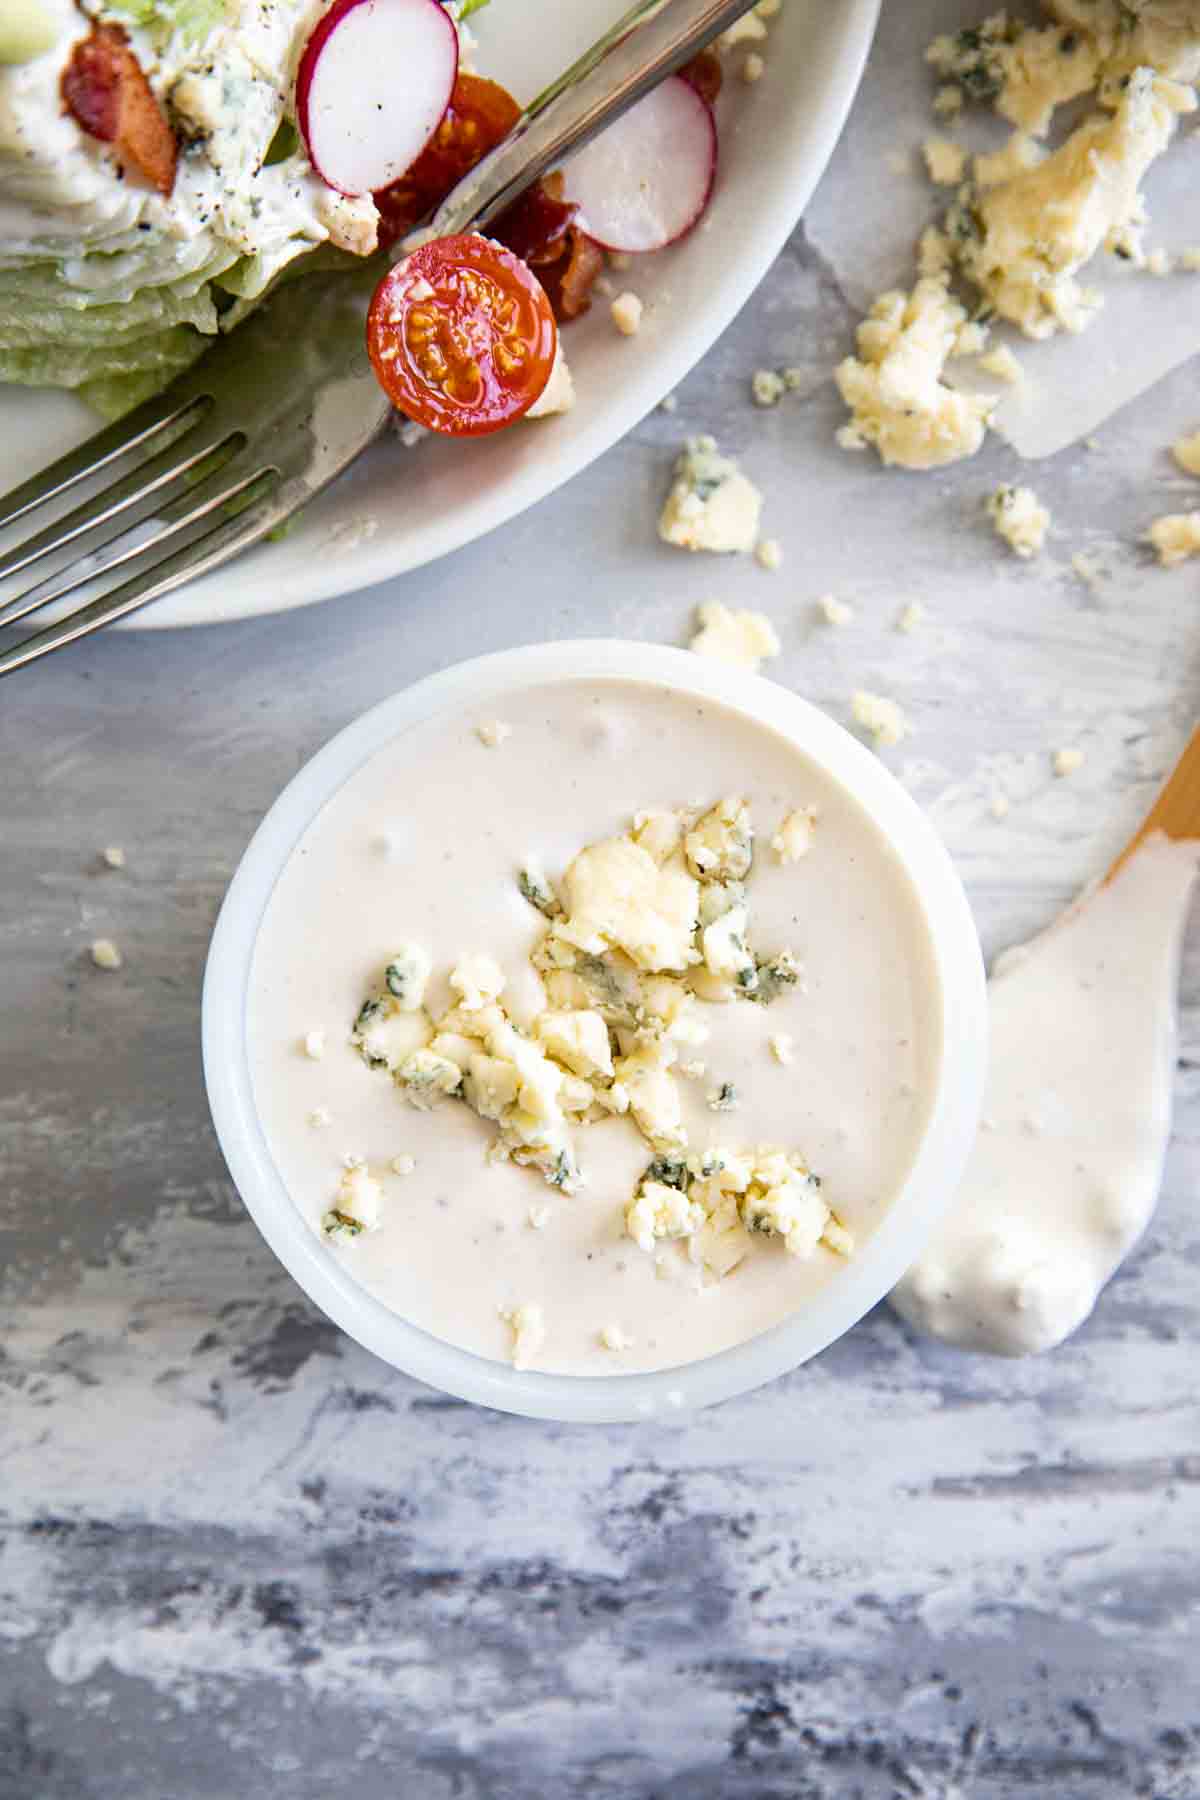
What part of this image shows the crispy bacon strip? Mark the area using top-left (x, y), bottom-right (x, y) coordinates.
top-left (539, 226), bottom-right (605, 322)
top-left (491, 171), bottom-right (605, 324)
top-left (491, 171), bottom-right (578, 269)
top-left (677, 48), bottom-right (723, 108)
top-left (62, 24), bottom-right (177, 197)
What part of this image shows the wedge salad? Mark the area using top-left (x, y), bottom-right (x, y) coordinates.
top-left (0, 0), bottom-right (757, 432)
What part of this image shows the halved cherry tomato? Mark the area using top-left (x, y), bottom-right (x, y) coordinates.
top-left (367, 234), bottom-right (557, 436)
top-left (374, 73), bottom-right (522, 246)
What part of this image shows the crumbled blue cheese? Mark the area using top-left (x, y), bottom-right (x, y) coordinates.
top-left (322, 1162), bottom-right (383, 1244)
top-left (385, 943), bottom-right (432, 1012)
top-left (500, 1301), bottom-right (546, 1370)
top-left (700, 904), bottom-right (758, 993)
top-left (987, 484), bottom-right (1051, 557)
top-left (896, 601), bottom-right (928, 634)
top-left (1148, 512), bottom-right (1200, 564)
top-left (771, 807), bottom-right (817, 863)
top-left (352, 990), bottom-right (433, 1074)
top-left (526, 345), bottom-right (575, 418)
top-left (946, 68), bottom-right (1185, 339)
top-left (1172, 432), bottom-right (1200, 476)
top-left (852, 691), bottom-right (912, 747)
top-left (475, 719), bottom-right (513, 749)
top-left (534, 1009), bottom-right (613, 1079)
top-left (923, 136), bottom-right (968, 185)
top-left (818, 594), bottom-right (854, 626)
top-left (626, 1178), bottom-right (707, 1253)
top-left (835, 279), bottom-right (995, 469)
top-left (740, 1159), bottom-right (830, 1258)
top-left (614, 1039), bottom-right (687, 1148)
top-left (632, 809), bottom-right (684, 864)
top-left (685, 796), bottom-right (754, 881)
top-left (973, 131), bottom-right (1044, 189)
top-left (926, 14), bottom-right (1102, 136)
top-left (689, 601), bottom-right (781, 671)
top-left (977, 343), bottom-right (1024, 383)
top-left (395, 1047), bottom-right (465, 1109)
top-left (551, 834), bottom-right (701, 974)
top-left (611, 292), bottom-right (643, 335)
top-left (348, 800), bottom-right (820, 1275)
top-left (752, 369), bottom-right (786, 407)
top-left (449, 953), bottom-right (506, 1012)
top-left (718, 11), bottom-right (766, 49)
top-left (659, 438), bottom-right (764, 554)
top-left (626, 1143), bottom-right (846, 1272)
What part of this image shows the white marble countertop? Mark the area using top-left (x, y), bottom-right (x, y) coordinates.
top-left (3, 8), bottom-right (1200, 1794)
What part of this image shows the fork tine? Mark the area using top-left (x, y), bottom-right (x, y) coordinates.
top-left (0, 393), bottom-right (213, 535)
top-left (0, 462), bottom-right (274, 634)
top-left (0, 425), bottom-right (242, 585)
top-left (0, 468), bottom-right (285, 680)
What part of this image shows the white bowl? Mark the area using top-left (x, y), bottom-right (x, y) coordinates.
top-left (203, 642), bottom-right (986, 1421)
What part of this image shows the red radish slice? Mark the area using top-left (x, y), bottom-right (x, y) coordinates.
top-left (558, 75), bottom-right (716, 254)
top-left (297, 0), bottom-right (458, 198)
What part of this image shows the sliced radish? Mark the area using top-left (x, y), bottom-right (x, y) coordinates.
top-left (558, 75), bottom-right (716, 254)
top-left (297, 0), bottom-right (458, 198)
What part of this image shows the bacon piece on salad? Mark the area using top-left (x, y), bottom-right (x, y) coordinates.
top-left (678, 47), bottom-right (723, 108)
top-left (492, 173), bottom-right (605, 322)
top-left (538, 224), bottom-right (605, 322)
top-left (491, 171), bottom-right (578, 268)
top-left (61, 23), bottom-right (178, 198)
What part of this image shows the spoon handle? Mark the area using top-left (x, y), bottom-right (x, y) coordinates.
top-left (1106, 723), bottom-right (1200, 883)
top-left (428, 0), bottom-right (756, 238)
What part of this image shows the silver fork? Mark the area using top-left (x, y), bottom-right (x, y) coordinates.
top-left (0, 0), bottom-right (755, 678)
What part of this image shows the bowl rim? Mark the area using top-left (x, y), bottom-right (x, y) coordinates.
top-left (202, 639), bottom-right (987, 1422)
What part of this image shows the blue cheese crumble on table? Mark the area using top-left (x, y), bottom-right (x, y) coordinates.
top-left (852, 691), bottom-right (912, 748)
top-left (987, 484), bottom-right (1051, 557)
top-left (1171, 432), bottom-right (1200, 477)
top-left (1148, 512), bottom-right (1200, 564)
top-left (659, 437), bottom-right (764, 554)
top-left (688, 602), bottom-right (781, 672)
top-left (835, 278), bottom-right (996, 470)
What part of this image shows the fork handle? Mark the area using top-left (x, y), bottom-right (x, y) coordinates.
top-left (427, 0), bottom-right (758, 238)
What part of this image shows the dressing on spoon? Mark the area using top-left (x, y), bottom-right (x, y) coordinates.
top-left (893, 728), bottom-right (1200, 1355)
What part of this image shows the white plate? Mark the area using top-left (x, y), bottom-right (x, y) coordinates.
top-left (0, 0), bottom-right (879, 629)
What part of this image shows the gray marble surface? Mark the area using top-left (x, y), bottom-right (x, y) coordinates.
top-left (4, 10), bottom-right (1200, 1796)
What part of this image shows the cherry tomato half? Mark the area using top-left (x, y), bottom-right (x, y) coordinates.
top-left (367, 233), bottom-right (557, 436)
top-left (374, 73), bottom-right (522, 246)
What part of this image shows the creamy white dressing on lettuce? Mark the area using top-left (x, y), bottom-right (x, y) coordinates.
top-left (0, 0), bottom-right (380, 412)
